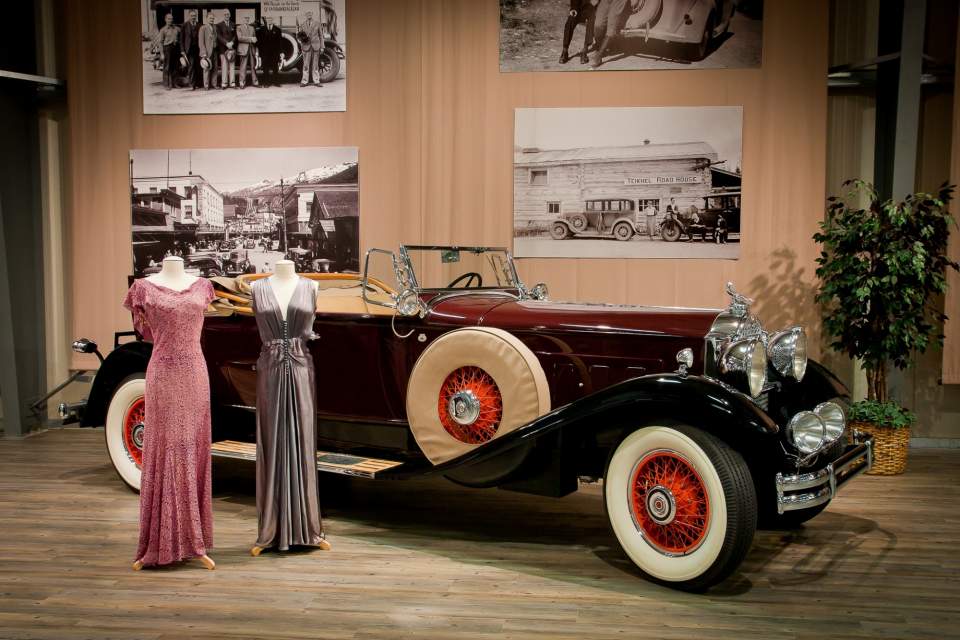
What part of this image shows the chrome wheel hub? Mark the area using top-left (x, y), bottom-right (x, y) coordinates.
top-left (447, 390), bottom-right (481, 426)
top-left (132, 424), bottom-right (145, 449)
top-left (645, 485), bottom-right (676, 525)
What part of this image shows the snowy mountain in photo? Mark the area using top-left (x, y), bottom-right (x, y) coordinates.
top-left (226, 162), bottom-right (356, 197)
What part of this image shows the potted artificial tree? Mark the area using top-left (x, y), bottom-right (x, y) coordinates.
top-left (814, 179), bottom-right (958, 474)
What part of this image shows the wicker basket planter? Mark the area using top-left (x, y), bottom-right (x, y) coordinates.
top-left (850, 420), bottom-right (910, 475)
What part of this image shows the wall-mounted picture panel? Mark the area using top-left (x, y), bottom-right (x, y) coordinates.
top-left (140, 0), bottom-right (346, 114)
top-left (513, 106), bottom-right (743, 259)
top-left (500, 0), bottom-right (762, 72)
top-left (129, 147), bottom-right (359, 277)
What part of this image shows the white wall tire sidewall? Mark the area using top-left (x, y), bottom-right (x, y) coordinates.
top-left (105, 377), bottom-right (145, 492)
top-left (605, 426), bottom-right (727, 583)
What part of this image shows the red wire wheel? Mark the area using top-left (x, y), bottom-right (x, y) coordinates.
top-left (437, 366), bottom-right (503, 444)
top-left (123, 397), bottom-right (145, 468)
top-left (630, 450), bottom-right (710, 555)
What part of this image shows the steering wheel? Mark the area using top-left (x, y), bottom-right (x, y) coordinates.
top-left (447, 272), bottom-right (483, 289)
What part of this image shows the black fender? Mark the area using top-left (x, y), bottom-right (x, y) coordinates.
top-left (80, 341), bottom-right (152, 427)
top-left (391, 374), bottom-right (781, 494)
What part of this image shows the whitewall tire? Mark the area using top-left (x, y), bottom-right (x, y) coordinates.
top-left (604, 424), bottom-right (756, 590)
top-left (104, 374), bottom-right (146, 492)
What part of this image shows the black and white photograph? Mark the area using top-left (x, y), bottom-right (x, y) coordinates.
top-left (513, 106), bottom-right (742, 259)
top-left (140, 0), bottom-right (346, 114)
top-left (130, 147), bottom-right (359, 277)
top-left (500, 0), bottom-right (762, 72)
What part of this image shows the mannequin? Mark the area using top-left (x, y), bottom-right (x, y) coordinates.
top-left (267, 259), bottom-right (318, 317)
top-left (124, 256), bottom-right (216, 571)
top-left (250, 259), bottom-right (329, 557)
top-left (146, 256), bottom-right (199, 291)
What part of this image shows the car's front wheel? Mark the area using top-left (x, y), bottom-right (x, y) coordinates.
top-left (604, 424), bottom-right (756, 590)
top-left (104, 374), bottom-right (146, 492)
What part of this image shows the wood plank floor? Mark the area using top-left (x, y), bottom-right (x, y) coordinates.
top-left (1, 428), bottom-right (958, 639)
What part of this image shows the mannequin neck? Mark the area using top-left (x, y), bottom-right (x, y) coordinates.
top-left (159, 257), bottom-right (186, 278)
top-left (272, 260), bottom-right (297, 281)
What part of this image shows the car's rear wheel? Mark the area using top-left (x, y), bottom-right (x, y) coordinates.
top-left (105, 374), bottom-right (146, 492)
top-left (604, 425), bottom-right (756, 590)
top-left (660, 221), bottom-right (682, 242)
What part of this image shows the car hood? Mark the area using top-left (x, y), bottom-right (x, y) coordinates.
top-left (428, 295), bottom-right (720, 339)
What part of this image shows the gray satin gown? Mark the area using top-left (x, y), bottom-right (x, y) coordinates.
top-left (251, 277), bottom-right (324, 550)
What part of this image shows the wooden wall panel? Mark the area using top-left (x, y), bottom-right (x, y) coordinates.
top-left (944, 11), bottom-right (960, 385)
top-left (65, 0), bottom-right (830, 370)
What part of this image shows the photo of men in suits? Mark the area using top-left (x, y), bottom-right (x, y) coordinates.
top-left (216, 9), bottom-right (237, 89)
top-left (198, 11), bottom-right (218, 90)
top-left (236, 15), bottom-right (259, 88)
top-left (140, 1), bottom-right (347, 114)
top-left (180, 10), bottom-right (201, 90)
top-left (298, 10), bottom-right (324, 87)
top-left (256, 16), bottom-right (284, 88)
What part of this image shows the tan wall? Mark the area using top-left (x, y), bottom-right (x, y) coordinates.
top-left (64, 0), bottom-right (829, 372)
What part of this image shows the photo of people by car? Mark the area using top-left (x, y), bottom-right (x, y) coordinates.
top-left (140, 0), bottom-right (346, 114)
top-left (500, 0), bottom-right (763, 72)
top-left (130, 147), bottom-right (359, 278)
top-left (513, 106), bottom-right (743, 259)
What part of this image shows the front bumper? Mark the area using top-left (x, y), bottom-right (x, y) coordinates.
top-left (774, 432), bottom-right (873, 514)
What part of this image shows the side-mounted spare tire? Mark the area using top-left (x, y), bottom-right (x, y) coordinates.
top-left (406, 327), bottom-right (551, 465)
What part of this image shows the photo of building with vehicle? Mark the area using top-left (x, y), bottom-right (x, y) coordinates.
top-left (512, 106), bottom-right (743, 259)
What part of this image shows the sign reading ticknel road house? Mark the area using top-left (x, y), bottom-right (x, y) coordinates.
top-left (513, 141), bottom-right (721, 227)
top-left (624, 175), bottom-right (702, 185)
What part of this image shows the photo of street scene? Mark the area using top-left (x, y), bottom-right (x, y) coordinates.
top-left (513, 106), bottom-right (742, 259)
top-left (130, 147), bottom-right (359, 278)
top-left (500, 0), bottom-right (762, 72)
top-left (141, 0), bottom-right (346, 114)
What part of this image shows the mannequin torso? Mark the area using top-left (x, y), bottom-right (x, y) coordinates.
top-left (268, 260), bottom-right (318, 320)
top-left (147, 257), bottom-right (199, 291)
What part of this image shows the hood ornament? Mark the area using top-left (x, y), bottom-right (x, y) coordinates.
top-left (725, 282), bottom-right (753, 317)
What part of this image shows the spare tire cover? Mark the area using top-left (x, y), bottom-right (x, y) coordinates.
top-left (406, 327), bottom-right (551, 465)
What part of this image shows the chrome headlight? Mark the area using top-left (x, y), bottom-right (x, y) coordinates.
top-left (814, 401), bottom-right (845, 443)
top-left (720, 338), bottom-right (767, 397)
top-left (396, 290), bottom-right (422, 317)
top-left (787, 411), bottom-right (825, 454)
top-left (767, 326), bottom-right (807, 381)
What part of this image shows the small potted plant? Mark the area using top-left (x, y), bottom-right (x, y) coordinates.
top-left (814, 180), bottom-right (957, 474)
top-left (846, 400), bottom-right (915, 475)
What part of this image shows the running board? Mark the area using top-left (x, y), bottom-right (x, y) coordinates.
top-left (210, 440), bottom-right (404, 479)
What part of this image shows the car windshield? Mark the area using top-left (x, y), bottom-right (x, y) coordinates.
top-left (400, 246), bottom-right (521, 291)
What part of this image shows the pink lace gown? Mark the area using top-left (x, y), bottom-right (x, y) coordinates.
top-left (122, 278), bottom-right (216, 566)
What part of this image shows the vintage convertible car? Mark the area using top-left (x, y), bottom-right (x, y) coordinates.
top-left (68, 245), bottom-right (872, 590)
